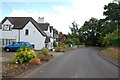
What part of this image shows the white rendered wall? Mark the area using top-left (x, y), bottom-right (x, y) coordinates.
top-left (44, 26), bottom-right (50, 37)
top-left (20, 21), bottom-right (46, 50)
top-left (2, 19), bottom-right (19, 41)
top-left (0, 29), bottom-right (2, 47)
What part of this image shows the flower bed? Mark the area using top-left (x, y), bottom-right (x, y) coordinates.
top-left (2, 54), bottom-right (54, 78)
top-left (2, 47), bottom-right (54, 78)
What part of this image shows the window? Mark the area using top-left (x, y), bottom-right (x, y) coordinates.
top-left (3, 24), bottom-right (11, 31)
top-left (25, 29), bottom-right (29, 35)
top-left (9, 39), bottom-right (11, 44)
top-left (6, 39), bottom-right (8, 45)
top-left (2, 39), bottom-right (4, 45)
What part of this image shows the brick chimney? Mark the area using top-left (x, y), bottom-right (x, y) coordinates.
top-left (37, 17), bottom-right (44, 23)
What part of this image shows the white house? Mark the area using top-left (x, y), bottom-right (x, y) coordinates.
top-left (0, 17), bottom-right (55, 50)
top-left (37, 17), bottom-right (54, 49)
top-left (0, 17), bottom-right (59, 50)
top-left (0, 23), bottom-right (2, 47)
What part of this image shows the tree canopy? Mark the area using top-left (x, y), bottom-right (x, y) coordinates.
top-left (67, 2), bottom-right (120, 47)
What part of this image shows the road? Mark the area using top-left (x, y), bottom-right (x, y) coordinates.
top-left (21, 47), bottom-right (118, 78)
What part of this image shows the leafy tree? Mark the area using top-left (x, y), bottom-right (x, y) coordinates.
top-left (65, 38), bottom-right (80, 45)
top-left (102, 21), bottom-right (117, 35)
top-left (79, 18), bottom-right (99, 46)
top-left (67, 2), bottom-right (120, 47)
top-left (103, 2), bottom-right (120, 30)
top-left (103, 2), bottom-right (119, 22)
top-left (102, 29), bottom-right (120, 46)
top-left (65, 38), bottom-right (74, 45)
top-left (69, 21), bottom-right (79, 38)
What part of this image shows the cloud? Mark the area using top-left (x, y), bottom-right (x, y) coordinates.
top-left (10, 10), bottom-right (49, 21)
top-left (9, 9), bottom-right (72, 33)
top-left (9, 0), bottom-right (113, 34)
top-left (2, 0), bottom-right (72, 2)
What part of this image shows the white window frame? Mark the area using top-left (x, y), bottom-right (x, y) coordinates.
top-left (25, 29), bottom-right (29, 36)
top-left (2, 24), bottom-right (12, 31)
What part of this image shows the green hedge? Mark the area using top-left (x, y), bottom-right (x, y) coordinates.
top-left (112, 37), bottom-right (120, 47)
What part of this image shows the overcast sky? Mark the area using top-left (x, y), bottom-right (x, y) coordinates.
top-left (0, 0), bottom-right (114, 34)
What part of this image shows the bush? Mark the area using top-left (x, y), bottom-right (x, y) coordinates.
top-left (12, 46), bottom-right (36, 64)
top-left (54, 43), bottom-right (69, 52)
top-left (37, 54), bottom-right (50, 61)
top-left (54, 47), bottom-right (62, 52)
top-left (53, 41), bottom-right (57, 47)
top-left (29, 58), bottom-right (41, 65)
top-left (38, 48), bottom-right (49, 55)
top-left (102, 29), bottom-right (120, 47)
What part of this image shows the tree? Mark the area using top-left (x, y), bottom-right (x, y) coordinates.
top-left (65, 38), bottom-right (80, 45)
top-left (78, 17), bottom-right (99, 46)
top-left (102, 29), bottom-right (120, 46)
top-left (103, 2), bottom-right (119, 22)
top-left (69, 21), bottom-right (79, 38)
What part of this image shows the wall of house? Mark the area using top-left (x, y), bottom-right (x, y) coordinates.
top-left (50, 38), bottom-right (53, 49)
top-left (44, 26), bottom-right (54, 49)
top-left (50, 28), bottom-right (53, 38)
top-left (0, 29), bottom-right (2, 47)
top-left (1, 19), bottom-right (19, 46)
top-left (44, 26), bottom-right (50, 37)
top-left (50, 29), bottom-right (53, 49)
top-left (20, 21), bottom-right (46, 50)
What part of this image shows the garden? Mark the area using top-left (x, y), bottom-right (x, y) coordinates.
top-left (53, 42), bottom-right (81, 52)
top-left (2, 46), bottom-right (53, 78)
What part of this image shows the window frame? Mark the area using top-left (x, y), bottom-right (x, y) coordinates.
top-left (25, 29), bottom-right (29, 36)
top-left (2, 24), bottom-right (12, 31)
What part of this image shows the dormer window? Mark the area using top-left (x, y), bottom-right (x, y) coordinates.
top-left (2, 24), bottom-right (12, 31)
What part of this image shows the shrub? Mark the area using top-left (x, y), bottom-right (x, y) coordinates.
top-left (112, 38), bottom-right (120, 47)
top-left (37, 54), bottom-right (49, 61)
top-left (17, 46), bottom-right (31, 52)
top-left (29, 58), bottom-right (41, 65)
top-left (53, 41), bottom-right (57, 47)
top-left (12, 46), bottom-right (36, 64)
top-left (102, 29), bottom-right (120, 47)
top-left (38, 48), bottom-right (49, 55)
top-left (54, 47), bottom-right (62, 52)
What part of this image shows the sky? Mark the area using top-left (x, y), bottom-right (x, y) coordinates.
top-left (0, 0), bottom-right (115, 34)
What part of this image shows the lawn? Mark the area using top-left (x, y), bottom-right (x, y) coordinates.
top-left (101, 47), bottom-right (120, 61)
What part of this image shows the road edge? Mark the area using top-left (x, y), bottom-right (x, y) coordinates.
top-left (97, 51), bottom-right (120, 68)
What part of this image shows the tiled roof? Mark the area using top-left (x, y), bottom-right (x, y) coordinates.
top-left (1, 17), bottom-right (46, 36)
top-left (38, 23), bottom-right (50, 31)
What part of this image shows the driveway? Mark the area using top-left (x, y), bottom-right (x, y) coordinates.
top-left (19, 47), bottom-right (118, 78)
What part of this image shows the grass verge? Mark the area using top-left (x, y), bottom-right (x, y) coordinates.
top-left (101, 47), bottom-right (120, 61)
top-left (0, 47), bottom-right (2, 51)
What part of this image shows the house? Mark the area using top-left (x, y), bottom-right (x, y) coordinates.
top-left (0, 17), bottom-right (56, 50)
top-left (58, 32), bottom-right (67, 43)
top-left (0, 23), bottom-right (2, 47)
top-left (53, 29), bottom-right (58, 42)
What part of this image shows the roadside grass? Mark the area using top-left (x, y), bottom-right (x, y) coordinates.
top-left (55, 47), bottom-right (81, 52)
top-left (0, 47), bottom-right (2, 51)
top-left (101, 47), bottom-right (120, 61)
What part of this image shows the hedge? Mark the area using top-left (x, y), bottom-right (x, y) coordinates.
top-left (112, 37), bottom-right (120, 47)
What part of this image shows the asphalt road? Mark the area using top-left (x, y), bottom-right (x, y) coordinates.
top-left (21, 47), bottom-right (118, 78)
